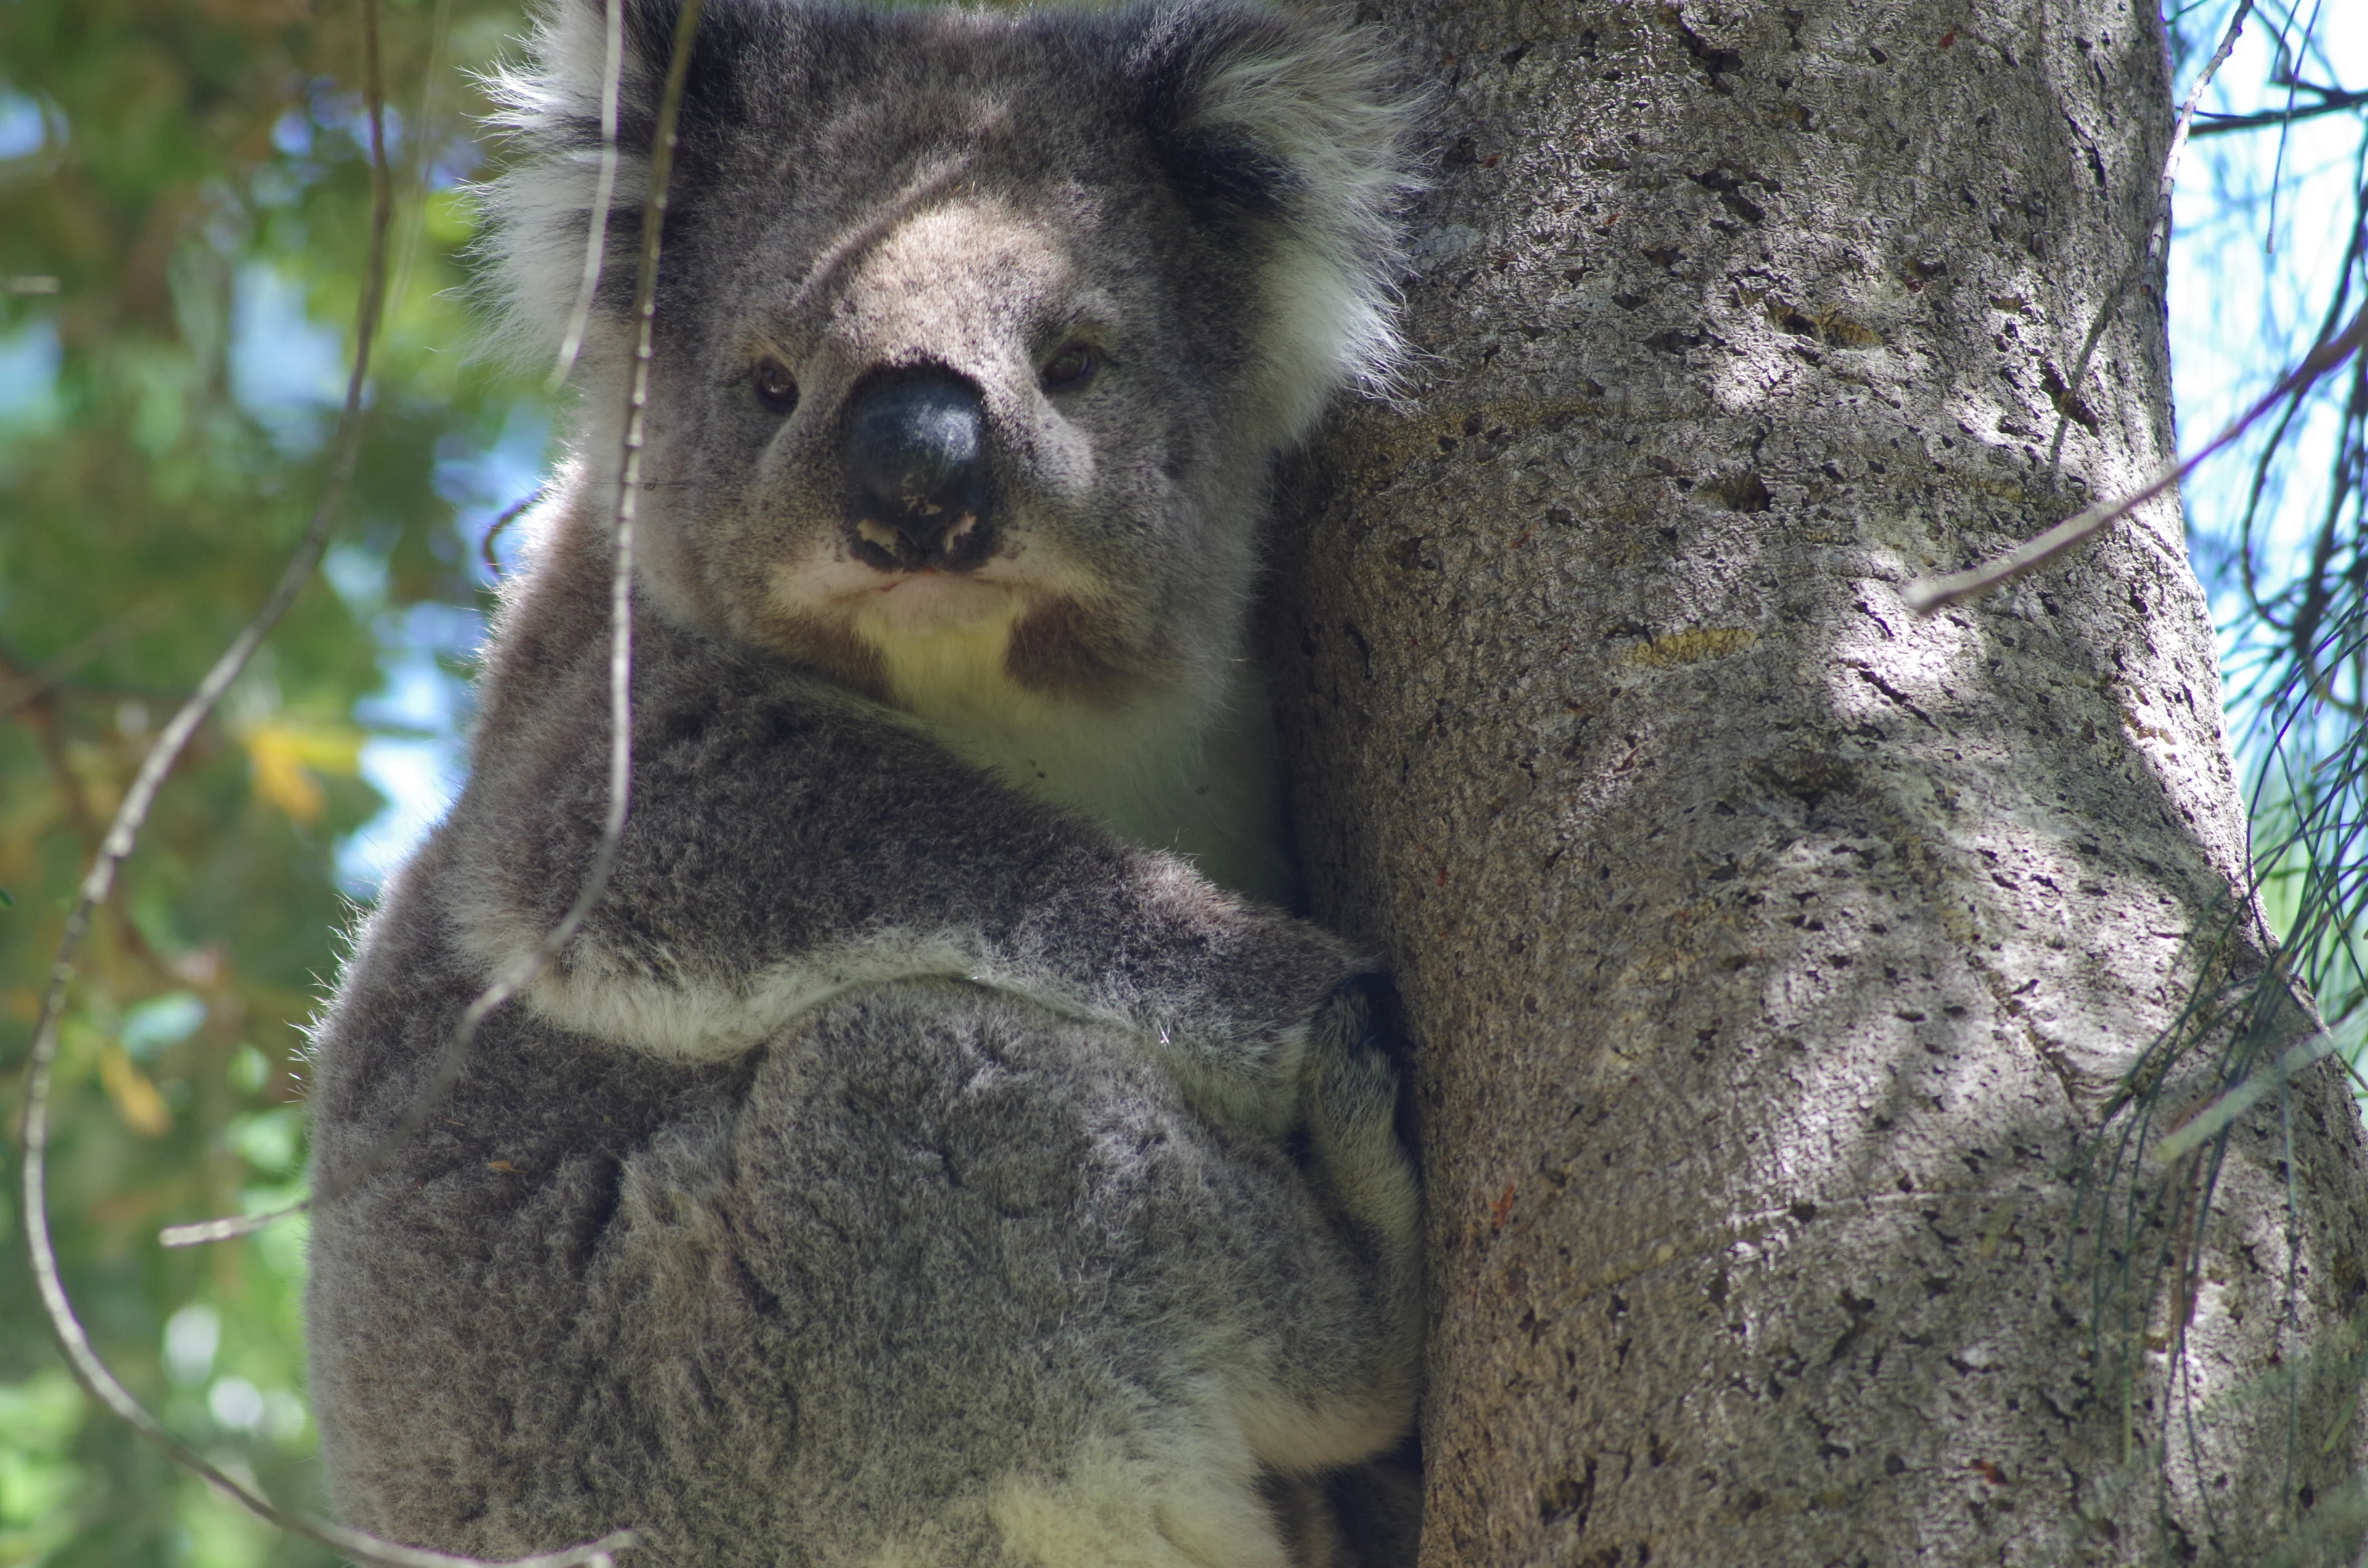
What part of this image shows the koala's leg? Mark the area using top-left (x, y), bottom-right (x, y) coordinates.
top-left (711, 980), bottom-right (1372, 1568)
top-left (956, 1008), bottom-right (1413, 1568)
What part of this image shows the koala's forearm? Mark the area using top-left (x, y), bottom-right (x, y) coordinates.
top-left (440, 605), bottom-right (1357, 1106)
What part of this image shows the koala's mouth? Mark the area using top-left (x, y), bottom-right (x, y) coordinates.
top-left (768, 544), bottom-right (1138, 705)
top-left (771, 551), bottom-right (1050, 639)
top-left (857, 565), bottom-right (1023, 634)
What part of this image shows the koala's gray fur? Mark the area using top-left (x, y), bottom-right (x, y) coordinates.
top-left (304, 2), bottom-right (1425, 1563)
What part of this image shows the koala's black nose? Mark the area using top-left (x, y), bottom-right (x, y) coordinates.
top-left (842, 370), bottom-right (997, 570)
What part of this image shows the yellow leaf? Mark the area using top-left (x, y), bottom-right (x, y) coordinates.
top-left (243, 723), bottom-right (363, 824)
top-left (286, 723), bottom-right (365, 769)
top-left (100, 1046), bottom-right (172, 1136)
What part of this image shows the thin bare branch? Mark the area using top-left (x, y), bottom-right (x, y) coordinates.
top-left (2045, 1), bottom-right (2253, 482)
top-left (163, 1), bottom-right (707, 1252)
top-left (478, 485), bottom-right (548, 581)
top-left (15, 12), bottom-right (633, 1565)
top-left (2192, 87), bottom-right (2368, 137)
top-left (1907, 303), bottom-right (2368, 614)
top-left (2231, 146), bottom-right (2364, 636)
top-left (2153, 1020), bottom-right (2351, 1165)
top-left (549, 0), bottom-right (626, 391)
top-left (382, 0), bottom-right (458, 338)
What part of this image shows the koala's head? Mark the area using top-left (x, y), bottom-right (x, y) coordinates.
top-left (483, 0), bottom-right (1420, 713)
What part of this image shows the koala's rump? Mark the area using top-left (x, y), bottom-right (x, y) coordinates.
top-left (308, 971), bottom-right (1325, 1566)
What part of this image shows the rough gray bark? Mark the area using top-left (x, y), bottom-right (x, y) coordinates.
top-left (1268, 1), bottom-right (2368, 1562)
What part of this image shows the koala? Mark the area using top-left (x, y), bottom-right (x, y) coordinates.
top-left (302, 2), bottom-right (1425, 1565)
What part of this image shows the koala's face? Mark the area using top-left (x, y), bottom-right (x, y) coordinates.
top-left (636, 45), bottom-right (1241, 705)
top-left (489, 0), bottom-right (1415, 709)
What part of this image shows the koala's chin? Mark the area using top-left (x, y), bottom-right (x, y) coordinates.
top-left (304, 1), bottom-right (1428, 1564)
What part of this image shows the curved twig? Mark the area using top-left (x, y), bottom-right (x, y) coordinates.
top-left (18, 4), bottom-right (691, 1562)
top-left (549, 0), bottom-right (626, 390)
top-left (476, 485), bottom-right (549, 583)
top-left (166, 0), bottom-right (709, 1255)
top-left (16, 16), bottom-right (617, 1564)
top-left (1907, 303), bottom-right (2366, 613)
top-left (2192, 86), bottom-right (2368, 138)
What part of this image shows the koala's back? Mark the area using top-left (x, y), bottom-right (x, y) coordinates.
top-left (310, 874), bottom-right (1382, 1566)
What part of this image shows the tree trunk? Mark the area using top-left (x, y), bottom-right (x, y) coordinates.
top-left (1268, 1), bottom-right (2368, 1562)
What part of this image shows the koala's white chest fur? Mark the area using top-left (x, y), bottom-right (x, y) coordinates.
top-left (858, 601), bottom-right (1294, 908)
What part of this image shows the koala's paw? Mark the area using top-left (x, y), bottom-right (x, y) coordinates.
top-left (1303, 975), bottom-right (1421, 1254)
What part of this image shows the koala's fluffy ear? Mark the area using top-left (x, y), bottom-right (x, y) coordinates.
top-left (473, 0), bottom-right (757, 369)
top-left (1125, 1), bottom-right (1426, 435)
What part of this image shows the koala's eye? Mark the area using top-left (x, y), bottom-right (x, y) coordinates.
top-left (1040, 342), bottom-right (1096, 392)
top-left (753, 358), bottom-right (800, 414)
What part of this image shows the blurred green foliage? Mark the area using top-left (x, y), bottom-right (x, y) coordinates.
top-left (0, 0), bottom-right (548, 1561)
